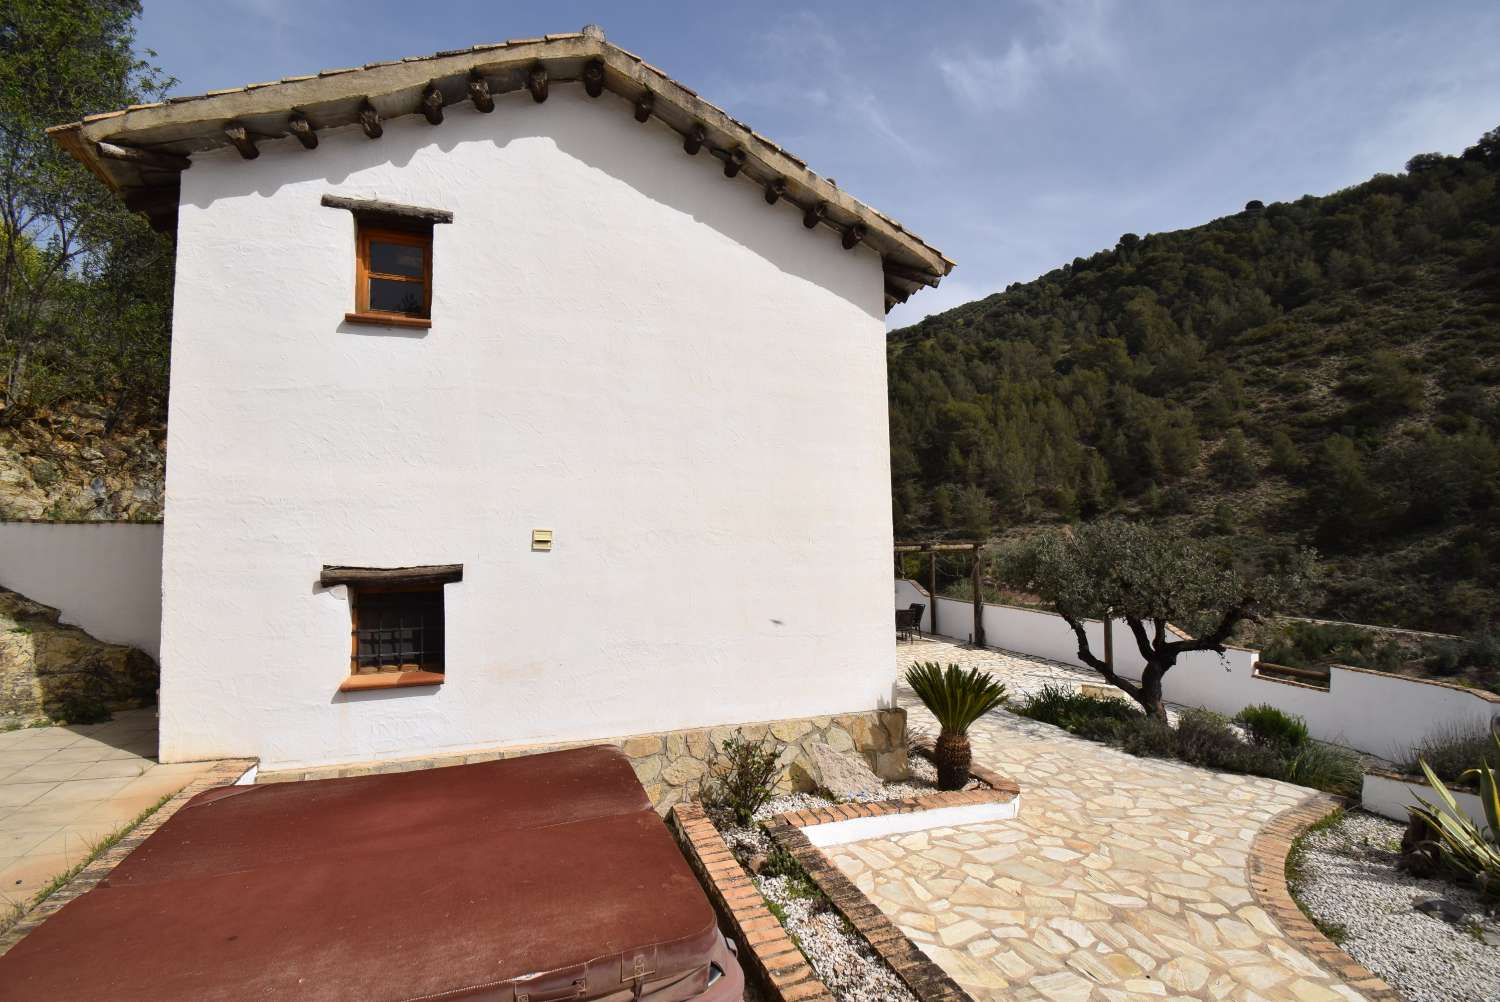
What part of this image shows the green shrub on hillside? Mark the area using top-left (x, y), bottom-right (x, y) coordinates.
top-left (1259, 622), bottom-right (1405, 672)
top-left (888, 123), bottom-right (1500, 634)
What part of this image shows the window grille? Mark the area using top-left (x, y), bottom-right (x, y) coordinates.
top-left (352, 588), bottom-right (445, 673)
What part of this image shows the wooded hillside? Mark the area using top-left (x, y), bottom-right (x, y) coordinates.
top-left (889, 126), bottom-right (1500, 634)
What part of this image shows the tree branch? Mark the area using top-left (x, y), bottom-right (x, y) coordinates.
top-left (1162, 603), bottom-right (1245, 656)
top-left (1063, 612), bottom-right (1145, 702)
top-left (1127, 617), bottom-right (1154, 663)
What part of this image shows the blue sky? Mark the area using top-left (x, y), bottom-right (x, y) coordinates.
top-left (136, 1), bottom-right (1500, 328)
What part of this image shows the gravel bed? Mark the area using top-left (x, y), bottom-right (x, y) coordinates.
top-left (1292, 809), bottom-right (1500, 1002)
top-left (711, 785), bottom-right (920, 1002)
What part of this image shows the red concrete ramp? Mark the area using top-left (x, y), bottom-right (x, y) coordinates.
top-left (0, 745), bottom-right (739, 1002)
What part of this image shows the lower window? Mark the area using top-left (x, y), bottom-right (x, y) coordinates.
top-left (350, 586), bottom-right (445, 675)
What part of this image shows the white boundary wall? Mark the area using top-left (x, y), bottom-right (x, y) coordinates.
top-left (802, 796), bottom-right (1022, 847)
top-left (897, 580), bottom-right (1500, 761)
top-left (1362, 772), bottom-right (1487, 830)
top-left (0, 521), bottom-right (163, 659)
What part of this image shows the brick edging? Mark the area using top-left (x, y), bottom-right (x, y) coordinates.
top-left (0, 757), bottom-right (256, 957)
top-left (670, 803), bottom-right (834, 1002)
top-left (1247, 793), bottom-right (1406, 1002)
top-left (765, 819), bottom-right (971, 1002)
top-left (771, 741), bottom-right (1019, 831)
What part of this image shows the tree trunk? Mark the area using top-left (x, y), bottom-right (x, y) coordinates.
top-left (933, 729), bottom-right (971, 790)
top-left (1134, 662), bottom-right (1170, 723)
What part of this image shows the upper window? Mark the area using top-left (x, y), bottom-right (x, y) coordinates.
top-left (350, 224), bottom-right (431, 326)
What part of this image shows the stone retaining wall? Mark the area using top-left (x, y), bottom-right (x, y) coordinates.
top-left (258, 707), bottom-right (909, 812)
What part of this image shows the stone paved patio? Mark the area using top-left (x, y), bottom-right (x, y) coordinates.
top-left (0, 708), bottom-right (214, 906)
top-left (823, 639), bottom-right (1364, 1001)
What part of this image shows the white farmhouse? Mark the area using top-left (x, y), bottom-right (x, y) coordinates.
top-left (50, 27), bottom-right (951, 794)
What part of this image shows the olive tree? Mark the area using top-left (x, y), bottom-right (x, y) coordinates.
top-left (1001, 520), bottom-right (1317, 721)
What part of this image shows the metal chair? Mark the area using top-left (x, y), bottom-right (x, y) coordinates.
top-left (907, 603), bottom-right (926, 639)
top-left (895, 607), bottom-right (920, 642)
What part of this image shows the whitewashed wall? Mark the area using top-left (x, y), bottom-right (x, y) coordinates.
top-left (896, 580), bottom-right (1500, 760)
top-left (1362, 772), bottom-right (1488, 830)
top-left (162, 87), bottom-right (893, 769)
top-left (0, 521), bottom-right (163, 659)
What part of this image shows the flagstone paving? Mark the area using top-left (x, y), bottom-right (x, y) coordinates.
top-left (0, 709), bottom-right (214, 907)
top-left (823, 640), bottom-right (1364, 1001)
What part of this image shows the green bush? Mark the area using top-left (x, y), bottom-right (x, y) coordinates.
top-left (1403, 721), bottom-right (1496, 785)
top-left (1012, 685), bottom-right (1141, 733)
top-left (1014, 687), bottom-right (1361, 796)
top-left (1284, 741), bottom-right (1363, 797)
top-left (1234, 704), bottom-right (1310, 750)
top-left (1073, 714), bottom-right (1130, 743)
top-left (1116, 716), bottom-right (1177, 758)
top-left (758, 845), bottom-right (802, 881)
top-left (700, 731), bottom-right (785, 826)
top-left (1173, 710), bottom-right (1286, 778)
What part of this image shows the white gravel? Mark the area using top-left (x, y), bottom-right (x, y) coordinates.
top-left (1292, 809), bottom-right (1500, 1002)
top-left (712, 785), bottom-right (920, 1002)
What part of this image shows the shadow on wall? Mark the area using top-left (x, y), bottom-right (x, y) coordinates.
top-left (180, 86), bottom-right (884, 323)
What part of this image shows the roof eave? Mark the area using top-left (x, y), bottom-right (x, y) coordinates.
top-left (48, 32), bottom-right (953, 306)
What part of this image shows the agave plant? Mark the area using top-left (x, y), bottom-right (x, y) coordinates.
top-left (904, 661), bottom-right (1007, 790)
top-left (1406, 725), bottom-right (1500, 896)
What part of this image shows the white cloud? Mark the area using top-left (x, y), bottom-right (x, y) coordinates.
top-left (704, 12), bottom-right (935, 166)
top-left (938, 0), bottom-right (1119, 110)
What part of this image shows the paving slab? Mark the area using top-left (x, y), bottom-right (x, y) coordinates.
top-left (825, 639), bottom-right (1367, 1001)
top-left (0, 709), bottom-right (214, 904)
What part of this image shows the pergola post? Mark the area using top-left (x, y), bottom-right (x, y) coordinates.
top-left (928, 551), bottom-right (938, 637)
top-left (971, 544), bottom-right (985, 648)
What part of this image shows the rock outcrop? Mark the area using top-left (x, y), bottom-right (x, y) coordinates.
top-left (0, 587), bottom-right (158, 724)
top-left (0, 404), bottom-right (164, 521)
top-left (804, 740), bottom-right (886, 800)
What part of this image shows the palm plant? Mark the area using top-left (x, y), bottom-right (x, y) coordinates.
top-left (904, 661), bottom-right (1007, 790)
top-left (1406, 725), bottom-right (1500, 896)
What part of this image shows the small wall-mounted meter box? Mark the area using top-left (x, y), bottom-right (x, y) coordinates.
top-left (531, 529), bottom-right (553, 552)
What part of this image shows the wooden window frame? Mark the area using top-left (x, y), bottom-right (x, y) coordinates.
top-left (339, 582), bottom-right (446, 692)
top-left (345, 224), bottom-right (433, 330)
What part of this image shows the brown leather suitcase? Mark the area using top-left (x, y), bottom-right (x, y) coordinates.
top-left (0, 746), bottom-right (745, 1001)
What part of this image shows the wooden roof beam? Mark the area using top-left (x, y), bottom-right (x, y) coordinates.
top-left (223, 122), bottom-right (259, 160)
top-left (467, 70), bottom-right (494, 113)
top-left (358, 99), bottom-right (382, 139)
top-left (96, 141), bottom-right (190, 172)
top-left (288, 111), bottom-right (318, 149)
top-left (421, 83), bottom-right (444, 125)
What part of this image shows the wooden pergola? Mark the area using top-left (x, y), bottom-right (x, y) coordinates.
top-left (894, 540), bottom-right (985, 648)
